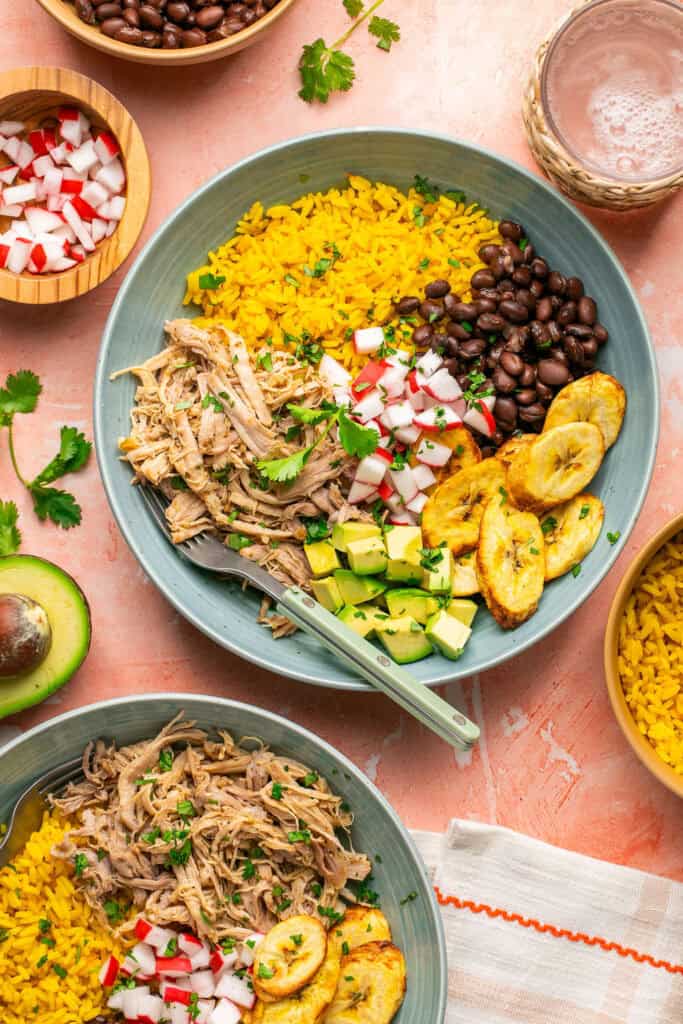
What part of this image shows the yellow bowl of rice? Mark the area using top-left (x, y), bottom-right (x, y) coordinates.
top-left (604, 513), bottom-right (683, 798)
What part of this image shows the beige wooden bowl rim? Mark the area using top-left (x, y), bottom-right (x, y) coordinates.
top-left (0, 66), bottom-right (150, 304)
top-left (604, 512), bottom-right (683, 799)
top-left (35, 0), bottom-right (299, 65)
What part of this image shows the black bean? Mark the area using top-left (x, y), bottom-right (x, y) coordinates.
top-left (459, 339), bottom-right (487, 359)
top-left (123, 6), bottom-right (140, 23)
top-left (181, 26), bottom-right (206, 42)
top-left (516, 388), bottom-right (537, 406)
top-left (446, 321), bottom-right (470, 341)
top-left (413, 324), bottom-right (433, 346)
top-left (446, 338), bottom-right (460, 358)
top-left (556, 301), bottom-right (577, 326)
top-left (582, 337), bottom-right (598, 359)
top-left (475, 287), bottom-right (500, 303)
top-left (166, 0), bottom-right (190, 19)
top-left (396, 296), bottom-right (420, 315)
top-left (565, 323), bottom-right (593, 339)
top-left (490, 254), bottom-right (511, 280)
top-left (536, 380), bottom-right (554, 403)
top-left (141, 27), bottom-right (162, 42)
top-left (443, 292), bottom-right (461, 316)
top-left (497, 299), bottom-right (528, 323)
top-left (500, 350), bottom-right (524, 377)
top-left (530, 257), bottom-right (549, 279)
top-left (547, 271), bottom-right (567, 295)
top-left (114, 22), bottom-right (143, 39)
top-left (593, 322), bottom-right (608, 344)
top-left (475, 297), bottom-right (498, 315)
top-left (471, 268), bottom-right (496, 290)
top-left (101, 14), bottom-right (126, 32)
top-left (521, 241), bottom-right (535, 263)
top-left (512, 265), bottom-right (532, 287)
top-left (477, 313), bottom-right (505, 333)
top-left (535, 296), bottom-right (553, 322)
top-left (96, 2), bottom-right (122, 18)
top-left (456, 373), bottom-right (471, 390)
top-left (502, 240), bottom-right (525, 265)
top-left (419, 299), bottom-right (444, 323)
top-left (75, 0), bottom-right (97, 22)
top-left (451, 302), bottom-right (478, 322)
top-left (537, 359), bottom-right (569, 387)
top-left (162, 22), bottom-right (182, 42)
top-left (515, 288), bottom-right (536, 312)
top-left (492, 366), bottom-right (517, 393)
top-left (499, 220), bottom-right (523, 241)
top-left (121, 0), bottom-right (139, 7)
top-left (519, 364), bottom-right (536, 387)
top-left (444, 357), bottom-right (459, 376)
top-left (430, 335), bottom-right (447, 354)
top-left (139, 2), bottom-right (163, 24)
top-left (577, 296), bottom-right (597, 325)
top-left (552, 347), bottom-right (571, 366)
top-left (494, 396), bottom-right (518, 426)
top-left (565, 276), bottom-right (584, 301)
top-left (425, 279), bottom-right (450, 299)
top-left (529, 278), bottom-right (545, 299)
top-left (478, 244), bottom-right (500, 264)
top-left (519, 402), bottom-right (546, 424)
top-left (195, 3), bottom-right (224, 26)
top-left (547, 320), bottom-right (562, 343)
top-left (529, 321), bottom-right (550, 347)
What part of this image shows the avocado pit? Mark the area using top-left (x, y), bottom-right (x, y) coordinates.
top-left (0, 593), bottom-right (52, 678)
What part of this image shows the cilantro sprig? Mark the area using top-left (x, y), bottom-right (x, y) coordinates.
top-left (0, 372), bottom-right (92, 531)
top-left (299, 0), bottom-right (400, 105)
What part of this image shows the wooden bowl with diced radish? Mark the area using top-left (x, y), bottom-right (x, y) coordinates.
top-left (0, 66), bottom-right (150, 304)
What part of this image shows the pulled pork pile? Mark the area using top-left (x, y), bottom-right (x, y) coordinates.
top-left (51, 715), bottom-right (371, 942)
top-left (114, 320), bottom-right (368, 633)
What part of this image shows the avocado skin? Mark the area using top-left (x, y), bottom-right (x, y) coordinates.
top-left (0, 555), bottom-right (91, 720)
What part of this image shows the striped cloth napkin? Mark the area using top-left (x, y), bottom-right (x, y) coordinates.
top-left (412, 820), bottom-right (683, 1024)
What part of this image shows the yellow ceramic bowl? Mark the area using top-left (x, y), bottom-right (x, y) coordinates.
top-left (604, 512), bottom-right (683, 798)
top-left (35, 0), bottom-right (299, 67)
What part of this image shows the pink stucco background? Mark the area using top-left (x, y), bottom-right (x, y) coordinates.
top-left (1, 1), bottom-right (682, 879)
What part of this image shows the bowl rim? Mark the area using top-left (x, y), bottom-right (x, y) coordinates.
top-left (34, 0), bottom-right (300, 65)
top-left (604, 511), bottom-right (683, 799)
top-left (94, 125), bottom-right (660, 691)
top-left (0, 65), bottom-right (151, 304)
top-left (0, 691), bottom-right (449, 1023)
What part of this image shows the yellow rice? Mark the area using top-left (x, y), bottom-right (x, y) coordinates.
top-left (0, 811), bottom-right (120, 1024)
top-left (185, 174), bottom-right (501, 372)
top-left (618, 531), bottom-right (683, 773)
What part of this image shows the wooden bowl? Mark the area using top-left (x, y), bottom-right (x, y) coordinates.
top-left (0, 66), bottom-right (150, 304)
top-left (604, 513), bottom-right (683, 799)
top-left (34, 0), bottom-right (300, 67)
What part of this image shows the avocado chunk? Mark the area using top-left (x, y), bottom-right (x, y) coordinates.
top-left (447, 598), bottom-right (478, 628)
top-left (334, 569), bottom-right (386, 606)
top-left (331, 521), bottom-right (381, 553)
top-left (337, 604), bottom-right (390, 638)
top-left (425, 609), bottom-right (471, 660)
top-left (310, 576), bottom-right (344, 614)
top-left (304, 540), bottom-right (341, 578)
top-left (385, 558), bottom-right (424, 584)
top-left (346, 536), bottom-right (387, 576)
top-left (421, 547), bottom-right (453, 593)
top-left (385, 526), bottom-right (422, 562)
top-left (0, 555), bottom-right (91, 720)
top-left (376, 615), bottom-right (434, 664)
top-left (385, 588), bottom-right (441, 625)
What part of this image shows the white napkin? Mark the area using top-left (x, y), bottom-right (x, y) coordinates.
top-left (412, 820), bottom-right (683, 1024)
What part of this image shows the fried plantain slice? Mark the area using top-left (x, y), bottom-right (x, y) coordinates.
top-left (476, 498), bottom-right (545, 629)
top-left (336, 907), bottom-right (392, 952)
top-left (495, 433), bottom-right (535, 469)
top-left (252, 915), bottom-right (327, 1001)
top-left (410, 425), bottom-right (481, 492)
top-left (540, 493), bottom-right (604, 581)
top-left (422, 459), bottom-right (507, 555)
top-left (543, 371), bottom-right (626, 449)
top-left (249, 934), bottom-right (341, 1024)
top-left (451, 550), bottom-right (480, 596)
top-left (322, 942), bottom-right (406, 1024)
top-left (507, 421), bottom-right (604, 515)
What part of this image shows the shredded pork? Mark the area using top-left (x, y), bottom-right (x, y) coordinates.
top-left (51, 715), bottom-right (372, 942)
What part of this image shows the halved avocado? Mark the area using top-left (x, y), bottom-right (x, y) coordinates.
top-left (0, 555), bottom-right (91, 719)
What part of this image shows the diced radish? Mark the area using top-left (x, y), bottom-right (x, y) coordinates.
top-left (70, 244), bottom-right (86, 263)
top-left (415, 349), bottom-right (443, 377)
top-left (105, 219), bottom-right (117, 237)
top-left (91, 217), bottom-right (107, 243)
top-left (352, 390), bottom-right (385, 424)
top-left (422, 368), bottom-right (463, 403)
top-left (31, 243), bottom-right (47, 272)
top-left (170, 1006), bottom-right (191, 1024)
top-left (347, 479), bottom-right (378, 505)
top-left (351, 360), bottom-right (385, 400)
top-left (161, 983), bottom-right (192, 1005)
top-left (463, 401), bottom-right (496, 438)
top-left (380, 401), bottom-right (414, 431)
top-left (47, 194), bottom-right (66, 212)
top-left (10, 219), bottom-right (30, 236)
top-left (105, 194), bottom-right (125, 221)
top-left (209, 949), bottom-right (238, 975)
top-left (394, 423), bottom-right (421, 445)
top-left (107, 990), bottom-right (125, 1011)
top-left (178, 933), bottom-right (203, 954)
top-left (62, 200), bottom-right (95, 252)
top-left (214, 972), bottom-right (256, 1009)
top-left (61, 178), bottom-right (83, 195)
top-left (406, 492), bottom-right (428, 514)
top-left (377, 479), bottom-right (394, 501)
top-left (0, 165), bottom-right (19, 185)
top-left (32, 154), bottom-right (55, 178)
top-left (415, 438), bottom-right (452, 468)
top-left (3, 182), bottom-right (37, 205)
top-left (121, 986), bottom-right (150, 1021)
top-left (137, 993), bottom-right (164, 1024)
top-left (209, 999), bottom-right (242, 1024)
top-left (16, 140), bottom-right (34, 169)
top-left (28, 130), bottom-right (49, 156)
top-left (412, 464), bottom-right (437, 490)
top-left (67, 139), bottom-right (98, 175)
top-left (43, 167), bottom-right (63, 195)
top-left (95, 157), bottom-right (125, 193)
top-left (374, 446), bottom-right (393, 463)
top-left (0, 204), bottom-right (22, 218)
top-left (7, 237), bottom-right (32, 274)
top-left (98, 955), bottom-right (120, 987)
top-left (0, 243), bottom-right (9, 268)
top-left (353, 326), bottom-right (384, 355)
top-left (378, 363), bottom-right (409, 397)
top-left (94, 130), bottom-right (120, 164)
top-left (58, 106), bottom-right (80, 121)
top-left (25, 207), bottom-right (63, 234)
top-left (362, 418), bottom-right (382, 439)
top-left (190, 970), bottom-right (216, 998)
top-left (156, 955), bottom-right (194, 977)
top-left (49, 142), bottom-right (71, 165)
top-left (134, 919), bottom-right (175, 949)
top-left (413, 406), bottom-right (461, 433)
top-left (389, 466), bottom-right (419, 503)
top-left (388, 509), bottom-right (418, 526)
top-left (0, 120), bottom-right (24, 136)
top-left (3, 137), bottom-right (21, 162)
top-left (72, 194), bottom-right (98, 221)
top-left (59, 117), bottom-right (82, 148)
top-left (81, 180), bottom-right (112, 210)
top-left (356, 454), bottom-right (389, 487)
top-left (130, 942), bottom-right (157, 977)
top-left (51, 256), bottom-right (77, 271)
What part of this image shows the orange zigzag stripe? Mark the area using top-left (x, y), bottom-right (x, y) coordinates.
top-left (434, 887), bottom-right (683, 975)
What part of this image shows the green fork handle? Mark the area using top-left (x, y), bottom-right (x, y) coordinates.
top-left (278, 587), bottom-right (480, 751)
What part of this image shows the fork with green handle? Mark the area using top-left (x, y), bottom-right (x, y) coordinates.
top-left (141, 487), bottom-right (480, 751)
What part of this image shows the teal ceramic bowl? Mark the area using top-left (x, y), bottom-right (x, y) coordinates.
top-left (0, 694), bottom-right (447, 1022)
top-left (94, 128), bottom-right (658, 690)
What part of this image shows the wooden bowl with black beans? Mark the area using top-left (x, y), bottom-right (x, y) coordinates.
top-left (34, 0), bottom-right (300, 66)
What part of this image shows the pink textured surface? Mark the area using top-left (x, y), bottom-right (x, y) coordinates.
top-left (1, 1), bottom-right (682, 878)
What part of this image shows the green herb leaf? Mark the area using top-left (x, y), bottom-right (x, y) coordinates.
top-left (499, 486), bottom-right (508, 506)
top-left (242, 859), bottom-right (256, 880)
top-left (0, 370), bottom-right (41, 424)
top-left (298, 39), bottom-right (356, 104)
top-left (258, 963), bottom-right (275, 980)
top-left (271, 782), bottom-right (284, 800)
top-left (29, 486), bottom-right (81, 529)
top-left (343, 0), bottom-right (363, 15)
top-left (177, 799), bottom-right (196, 822)
top-left (541, 516), bottom-right (557, 535)
top-left (170, 475), bottom-right (188, 491)
top-left (73, 853), bottom-right (88, 878)
top-left (0, 500), bottom-right (21, 556)
top-left (159, 748), bottom-right (174, 772)
top-left (287, 403), bottom-right (337, 426)
top-left (368, 14), bottom-right (400, 51)
top-left (412, 205), bottom-right (426, 228)
top-left (448, 257), bottom-right (461, 268)
top-left (413, 174), bottom-right (439, 203)
top-left (257, 443), bottom-right (318, 485)
top-left (418, 257), bottom-right (430, 271)
top-left (302, 770), bottom-right (319, 787)
top-left (202, 394), bottom-right (224, 413)
top-left (31, 426), bottom-right (92, 487)
top-left (257, 351), bottom-right (273, 372)
top-left (287, 829), bottom-right (312, 845)
top-left (38, 919), bottom-right (51, 934)
top-left (579, 504), bottom-right (590, 520)
top-left (104, 900), bottom-right (125, 924)
top-left (607, 531), bottom-right (621, 545)
top-left (198, 272), bottom-right (226, 290)
top-left (228, 532), bottom-right (252, 551)
top-left (400, 891), bottom-right (417, 906)
top-left (317, 903), bottom-right (343, 924)
top-left (571, 563), bottom-right (582, 578)
top-left (302, 517), bottom-right (330, 544)
top-left (338, 409), bottom-right (378, 459)
top-left (167, 837), bottom-right (193, 867)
